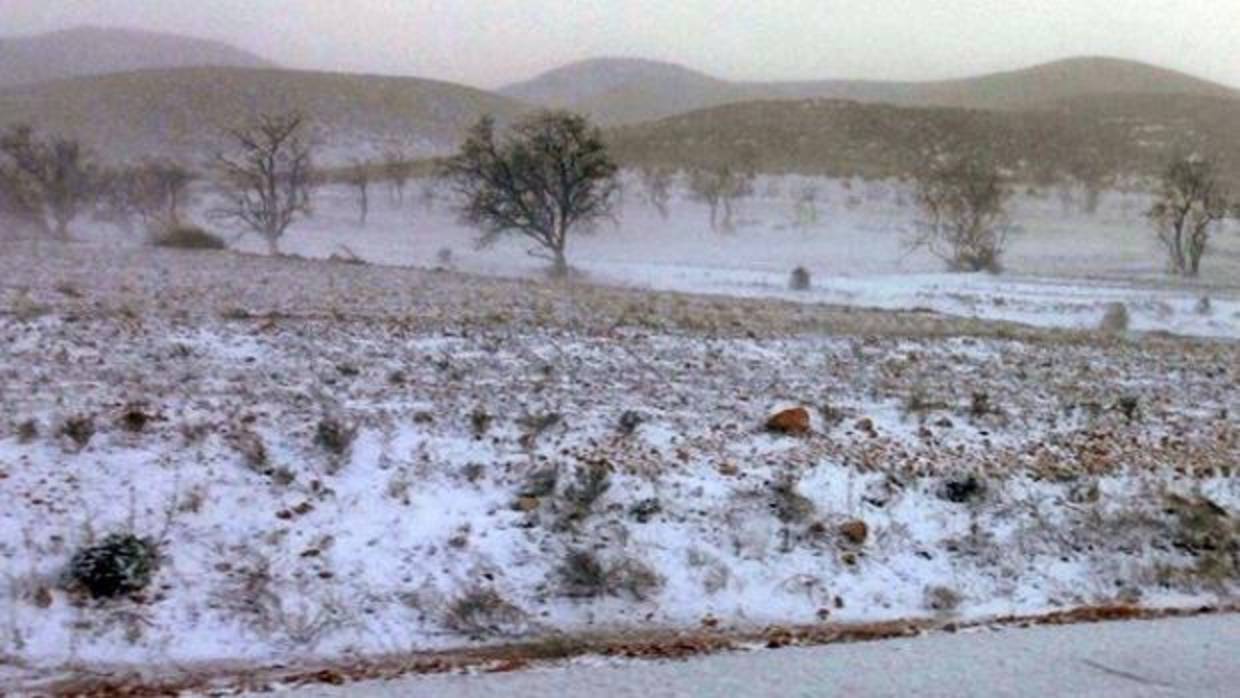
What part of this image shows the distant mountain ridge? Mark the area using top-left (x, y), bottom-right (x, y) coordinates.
top-left (0, 26), bottom-right (275, 88)
top-left (505, 56), bottom-right (1240, 124)
top-left (0, 67), bottom-right (528, 164)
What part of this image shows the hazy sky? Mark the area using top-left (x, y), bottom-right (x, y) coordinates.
top-left (2, 0), bottom-right (1238, 89)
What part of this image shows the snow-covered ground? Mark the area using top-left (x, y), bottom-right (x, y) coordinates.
top-left (0, 243), bottom-right (1236, 691)
top-left (219, 174), bottom-right (1240, 339)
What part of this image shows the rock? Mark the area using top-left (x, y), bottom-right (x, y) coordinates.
top-left (514, 496), bottom-right (541, 512)
top-left (839, 520), bottom-right (869, 545)
top-left (618, 410), bottom-right (646, 435)
top-left (855, 417), bottom-right (877, 437)
top-left (767, 407), bottom-right (811, 435)
top-left (940, 475), bottom-right (986, 504)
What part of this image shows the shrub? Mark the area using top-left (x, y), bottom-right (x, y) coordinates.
top-left (151, 223), bottom-right (227, 250)
top-left (65, 533), bottom-right (160, 599)
top-left (58, 414), bottom-right (95, 450)
top-left (555, 549), bottom-right (663, 601)
top-left (789, 266), bottom-right (812, 291)
top-left (314, 416), bottom-right (357, 456)
top-left (1098, 302), bottom-right (1129, 334)
top-left (443, 587), bottom-right (525, 637)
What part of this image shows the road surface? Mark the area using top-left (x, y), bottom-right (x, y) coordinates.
top-left (256, 614), bottom-right (1239, 697)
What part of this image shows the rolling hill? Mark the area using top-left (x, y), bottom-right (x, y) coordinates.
top-left (0, 26), bottom-right (275, 89)
top-left (0, 67), bottom-right (529, 165)
top-left (507, 56), bottom-right (1240, 125)
top-left (605, 94), bottom-right (1240, 186)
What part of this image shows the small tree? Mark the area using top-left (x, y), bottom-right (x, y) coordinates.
top-left (346, 160), bottom-right (371, 226)
top-left (793, 185), bottom-right (820, 228)
top-left (0, 125), bottom-right (97, 240)
top-left (383, 149), bottom-right (415, 205)
top-left (0, 164), bottom-right (46, 239)
top-left (637, 166), bottom-right (675, 219)
top-left (440, 111), bottom-right (618, 277)
top-left (688, 165), bottom-right (753, 232)
top-left (98, 160), bottom-right (194, 233)
top-left (211, 112), bottom-right (314, 254)
top-left (1147, 157), bottom-right (1229, 276)
top-left (909, 152), bottom-right (1012, 273)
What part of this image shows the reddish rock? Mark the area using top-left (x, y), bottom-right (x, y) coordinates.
top-left (767, 407), bottom-right (811, 435)
top-left (839, 519), bottom-right (869, 545)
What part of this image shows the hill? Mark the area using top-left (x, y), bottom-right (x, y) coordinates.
top-left (0, 26), bottom-right (274, 89)
top-left (605, 94), bottom-right (1240, 186)
top-left (507, 56), bottom-right (1240, 125)
top-left (0, 67), bottom-right (529, 165)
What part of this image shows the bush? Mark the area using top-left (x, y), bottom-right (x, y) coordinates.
top-left (150, 224), bottom-right (227, 250)
top-left (65, 533), bottom-right (160, 599)
top-left (1099, 302), bottom-right (1129, 334)
top-left (789, 266), bottom-right (812, 291)
top-left (555, 549), bottom-right (663, 601)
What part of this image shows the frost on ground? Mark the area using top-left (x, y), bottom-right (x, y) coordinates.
top-left (0, 244), bottom-right (1237, 685)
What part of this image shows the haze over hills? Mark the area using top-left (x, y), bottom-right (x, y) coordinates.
top-left (0, 26), bottom-right (275, 89)
top-left (505, 55), bottom-right (1240, 124)
top-left (0, 67), bottom-right (528, 164)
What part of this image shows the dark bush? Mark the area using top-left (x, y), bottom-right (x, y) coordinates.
top-left (65, 533), bottom-right (160, 599)
top-left (150, 224), bottom-right (227, 250)
top-left (789, 266), bottom-right (812, 291)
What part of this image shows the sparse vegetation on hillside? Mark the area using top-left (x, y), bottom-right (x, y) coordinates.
top-left (441, 111), bottom-right (619, 277)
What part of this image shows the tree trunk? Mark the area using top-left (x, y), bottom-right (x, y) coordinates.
top-left (551, 247), bottom-right (569, 278)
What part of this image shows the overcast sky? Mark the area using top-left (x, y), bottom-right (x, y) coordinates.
top-left (2, 0), bottom-right (1237, 89)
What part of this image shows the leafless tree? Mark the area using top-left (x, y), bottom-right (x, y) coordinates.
top-left (688, 165), bottom-right (754, 232)
top-left (1147, 157), bottom-right (1229, 276)
top-left (793, 185), bottom-right (820, 228)
top-left (0, 164), bottom-right (47, 239)
top-left (0, 124), bottom-right (97, 240)
top-left (383, 149), bottom-right (415, 205)
top-left (908, 152), bottom-right (1012, 273)
top-left (346, 160), bottom-right (371, 226)
top-left (637, 166), bottom-right (675, 219)
top-left (440, 111), bottom-right (619, 277)
top-left (211, 112), bottom-right (314, 254)
top-left (98, 160), bottom-right (194, 233)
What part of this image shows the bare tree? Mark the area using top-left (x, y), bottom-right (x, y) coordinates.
top-left (440, 111), bottom-right (619, 277)
top-left (98, 160), bottom-right (194, 234)
top-left (211, 112), bottom-right (314, 254)
top-left (908, 152), bottom-right (1012, 273)
top-left (688, 165), bottom-right (754, 232)
top-left (346, 160), bottom-right (371, 226)
top-left (1147, 157), bottom-right (1229, 276)
top-left (382, 149), bottom-right (415, 205)
top-left (0, 125), bottom-right (97, 240)
top-left (793, 185), bottom-right (820, 228)
top-left (0, 164), bottom-right (47, 239)
top-left (636, 166), bottom-right (675, 219)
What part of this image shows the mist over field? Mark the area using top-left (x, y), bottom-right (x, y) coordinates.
top-left (1, 4), bottom-right (1237, 695)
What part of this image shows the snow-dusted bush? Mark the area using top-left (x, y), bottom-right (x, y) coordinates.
top-left (555, 550), bottom-right (662, 601)
top-left (65, 533), bottom-right (160, 599)
top-left (151, 223), bottom-right (227, 250)
top-left (1099, 302), bottom-right (1129, 334)
top-left (443, 587), bottom-right (526, 637)
top-left (789, 266), bottom-right (812, 291)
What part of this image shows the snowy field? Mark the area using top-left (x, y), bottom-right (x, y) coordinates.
top-left (0, 240), bottom-right (1236, 692)
top-left (233, 174), bottom-right (1240, 339)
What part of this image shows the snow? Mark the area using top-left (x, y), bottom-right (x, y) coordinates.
top-left (234, 174), bottom-right (1240, 339)
top-left (1, 174), bottom-right (1237, 688)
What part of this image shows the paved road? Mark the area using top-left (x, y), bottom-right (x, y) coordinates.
top-left (262, 614), bottom-right (1239, 697)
